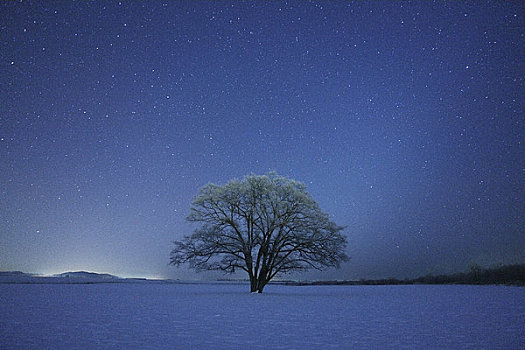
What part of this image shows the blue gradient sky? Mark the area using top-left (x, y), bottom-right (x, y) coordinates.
top-left (1, 1), bottom-right (523, 280)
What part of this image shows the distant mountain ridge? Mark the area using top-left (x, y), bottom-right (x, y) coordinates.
top-left (0, 271), bottom-right (158, 284)
top-left (54, 271), bottom-right (120, 279)
top-left (0, 271), bottom-right (29, 277)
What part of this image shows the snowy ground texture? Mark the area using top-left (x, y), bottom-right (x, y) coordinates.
top-left (1, 283), bottom-right (524, 349)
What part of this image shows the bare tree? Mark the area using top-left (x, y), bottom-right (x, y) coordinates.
top-left (170, 173), bottom-right (349, 293)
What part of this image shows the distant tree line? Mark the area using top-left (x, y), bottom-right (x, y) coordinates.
top-left (284, 263), bottom-right (525, 286)
top-left (412, 263), bottom-right (525, 285)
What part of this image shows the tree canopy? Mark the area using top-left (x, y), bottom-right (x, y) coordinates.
top-left (170, 173), bottom-right (349, 293)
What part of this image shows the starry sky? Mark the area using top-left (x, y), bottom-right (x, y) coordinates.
top-left (1, 1), bottom-right (524, 280)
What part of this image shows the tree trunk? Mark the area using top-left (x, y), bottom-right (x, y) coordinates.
top-left (249, 275), bottom-right (268, 293)
top-left (250, 277), bottom-right (258, 293)
top-left (256, 276), bottom-right (267, 293)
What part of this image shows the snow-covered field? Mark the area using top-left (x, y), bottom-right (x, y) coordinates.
top-left (1, 283), bottom-right (523, 349)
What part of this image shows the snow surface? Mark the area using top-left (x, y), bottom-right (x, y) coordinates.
top-left (0, 283), bottom-right (523, 349)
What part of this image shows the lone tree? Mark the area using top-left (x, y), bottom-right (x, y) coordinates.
top-left (170, 173), bottom-right (349, 293)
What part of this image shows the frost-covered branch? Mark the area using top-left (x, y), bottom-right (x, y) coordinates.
top-left (170, 173), bottom-right (349, 293)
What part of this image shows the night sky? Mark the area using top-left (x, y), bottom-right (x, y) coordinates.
top-left (1, 1), bottom-right (523, 280)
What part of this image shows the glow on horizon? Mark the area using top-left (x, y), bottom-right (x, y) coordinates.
top-left (37, 268), bottom-right (167, 280)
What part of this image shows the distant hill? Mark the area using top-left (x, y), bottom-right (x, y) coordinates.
top-left (0, 271), bottom-right (40, 283)
top-left (54, 271), bottom-right (120, 279)
top-left (0, 270), bottom-right (166, 284)
top-left (0, 271), bottom-right (123, 284)
top-left (0, 271), bottom-right (31, 277)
